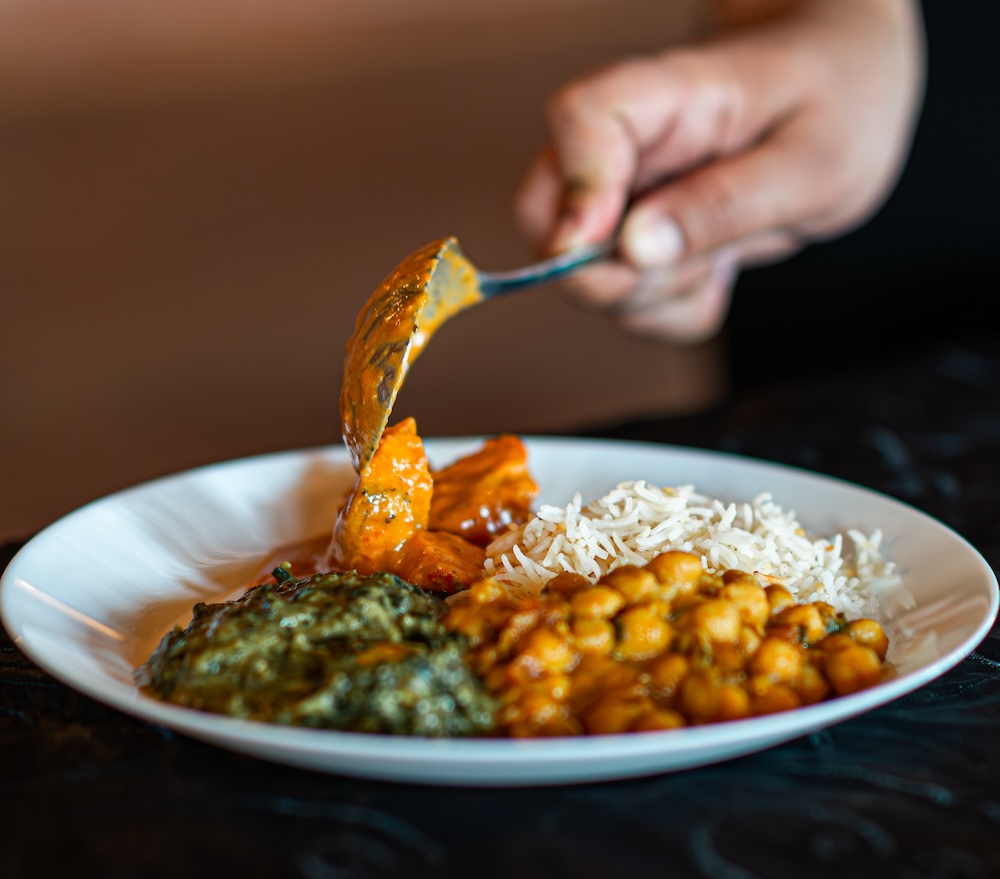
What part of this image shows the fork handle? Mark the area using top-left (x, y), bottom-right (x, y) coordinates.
top-left (477, 239), bottom-right (616, 297)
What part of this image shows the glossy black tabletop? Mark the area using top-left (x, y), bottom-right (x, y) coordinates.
top-left (3, 325), bottom-right (999, 879)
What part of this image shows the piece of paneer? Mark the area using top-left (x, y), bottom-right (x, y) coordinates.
top-left (429, 435), bottom-right (539, 546)
top-left (327, 418), bottom-right (432, 574)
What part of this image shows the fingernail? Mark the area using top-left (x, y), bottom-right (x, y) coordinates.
top-left (550, 216), bottom-right (589, 254)
top-left (623, 213), bottom-right (685, 267)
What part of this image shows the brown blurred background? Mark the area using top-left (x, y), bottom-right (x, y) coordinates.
top-left (0, 0), bottom-right (728, 541)
top-left (4, 1), bottom-right (996, 543)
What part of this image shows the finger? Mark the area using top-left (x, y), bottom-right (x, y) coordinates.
top-left (552, 262), bottom-right (637, 312)
top-left (543, 47), bottom-right (806, 256)
top-left (623, 224), bottom-right (801, 272)
top-left (556, 225), bottom-right (792, 335)
top-left (513, 148), bottom-right (563, 252)
top-left (620, 116), bottom-right (839, 265)
top-left (605, 257), bottom-right (714, 312)
top-left (613, 250), bottom-right (738, 344)
top-left (542, 64), bottom-right (647, 251)
top-left (556, 255), bottom-right (714, 313)
top-left (728, 228), bottom-right (802, 268)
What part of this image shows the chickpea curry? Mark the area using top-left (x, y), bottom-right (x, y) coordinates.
top-left (446, 549), bottom-right (890, 736)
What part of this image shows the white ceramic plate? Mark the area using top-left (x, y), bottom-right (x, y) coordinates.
top-left (2, 438), bottom-right (996, 786)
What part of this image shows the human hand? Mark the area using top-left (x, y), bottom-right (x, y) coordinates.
top-left (514, 0), bottom-right (925, 343)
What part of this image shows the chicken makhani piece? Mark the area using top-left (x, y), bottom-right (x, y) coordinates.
top-left (327, 417), bottom-right (433, 575)
top-left (396, 530), bottom-right (487, 594)
top-left (429, 434), bottom-right (539, 546)
top-left (328, 421), bottom-right (540, 594)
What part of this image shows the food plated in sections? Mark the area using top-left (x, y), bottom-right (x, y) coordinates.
top-left (137, 422), bottom-right (906, 738)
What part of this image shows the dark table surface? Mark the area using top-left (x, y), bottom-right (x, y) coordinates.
top-left (3, 327), bottom-right (1000, 879)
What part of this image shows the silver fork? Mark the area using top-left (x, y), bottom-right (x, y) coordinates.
top-left (477, 239), bottom-right (616, 296)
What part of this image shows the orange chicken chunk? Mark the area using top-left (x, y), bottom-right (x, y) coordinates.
top-left (327, 418), bottom-right (432, 574)
top-left (396, 530), bottom-right (487, 594)
top-left (429, 435), bottom-right (539, 546)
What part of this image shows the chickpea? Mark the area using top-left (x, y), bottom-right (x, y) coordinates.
top-left (513, 627), bottom-right (577, 677)
top-left (817, 633), bottom-right (857, 653)
top-left (528, 674), bottom-right (572, 702)
top-left (695, 572), bottom-right (724, 598)
top-left (571, 617), bottom-right (616, 656)
top-left (765, 583), bottom-right (796, 614)
top-left (848, 618), bottom-right (889, 660)
top-left (444, 604), bottom-right (487, 645)
top-left (713, 642), bottom-right (750, 675)
top-left (824, 644), bottom-right (883, 696)
top-left (541, 594), bottom-right (572, 627)
top-left (569, 655), bottom-right (639, 712)
top-left (749, 679), bottom-right (802, 715)
top-left (615, 604), bottom-right (673, 660)
top-left (793, 662), bottom-right (830, 705)
top-left (570, 586), bottom-right (625, 620)
top-left (603, 565), bottom-right (659, 604)
top-left (469, 577), bottom-right (507, 604)
top-left (813, 601), bottom-right (843, 631)
top-left (582, 697), bottom-right (650, 735)
top-left (646, 653), bottom-right (690, 701)
top-left (738, 624), bottom-right (763, 656)
top-left (518, 685), bottom-right (567, 726)
top-left (770, 603), bottom-right (827, 645)
top-left (632, 708), bottom-right (687, 732)
top-left (678, 668), bottom-right (723, 724)
top-left (717, 683), bottom-right (753, 721)
top-left (509, 715), bottom-right (582, 738)
top-left (722, 569), bottom-right (758, 587)
top-left (497, 606), bottom-right (542, 653)
top-left (720, 575), bottom-right (771, 630)
top-left (749, 637), bottom-right (804, 683)
top-left (577, 654), bottom-right (638, 690)
top-left (486, 665), bottom-right (515, 693)
top-left (471, 643), bottom-right (501, 673)
top-left (543, 571), bottom-right (592, 597)
top-left (681, 598), bottom-right (742, 644)
top-left (645, 550), bottom-right (703, 588)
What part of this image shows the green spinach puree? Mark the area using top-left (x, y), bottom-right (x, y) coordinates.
top-left (136, 569), bottom-right (496, 736)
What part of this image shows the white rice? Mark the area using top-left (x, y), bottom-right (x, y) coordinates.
top-left (482, 481), bottom-right (908, 621)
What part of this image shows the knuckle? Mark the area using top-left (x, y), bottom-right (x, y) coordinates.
top-left (680, 173), bottom-right (747, 251)
top-left (546, 79), bottom-right (598, 129)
